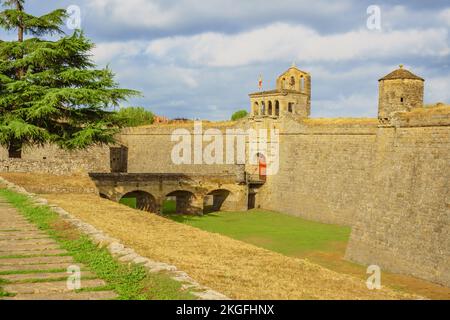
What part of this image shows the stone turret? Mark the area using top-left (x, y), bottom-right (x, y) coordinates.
top-left (378, 65), bottom-right (424, 122)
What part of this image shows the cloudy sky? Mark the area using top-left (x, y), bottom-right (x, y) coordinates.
top-left (2, 0), bottom-right (450, 119)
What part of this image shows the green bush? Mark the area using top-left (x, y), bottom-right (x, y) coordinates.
top-left (231, 110), bottom-right (248, 121)
top-left (116, 107), bottom-right (154, 127)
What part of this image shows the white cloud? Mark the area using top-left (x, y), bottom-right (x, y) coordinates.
top-left (145, 23), bottom-right (450, 67)
top-left (88, 0), bottom-right (179, 28)
top-left (91, 41), bottom-right (146, 64)
top-left (440, 8), bottom-right (450, 27)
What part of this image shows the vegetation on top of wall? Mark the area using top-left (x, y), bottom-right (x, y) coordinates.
top-left (417, 103), bottom-right (450, 112)
top-left (0, 0), bottom-right (140, 152)
top-left (231, 110), bottom-right (248, 121)
top-left (398, 104), bottom-right (450, 120)
top-left (423, 102), bottom-right (449, 108)
top-left (301, 118), bottom-right (379, 126)
top-left (114, 107), bottom-right (154, 127)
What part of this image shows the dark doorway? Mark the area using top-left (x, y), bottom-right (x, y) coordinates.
top-left (248, 193), bottom-right (256, 210)
top-left (8, 142), bottom-right (22, 159)
top-left (110, 146), bottom-right (128, 173)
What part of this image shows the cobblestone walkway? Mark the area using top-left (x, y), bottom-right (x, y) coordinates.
top-left (0, 198), bottom-right (117, 300)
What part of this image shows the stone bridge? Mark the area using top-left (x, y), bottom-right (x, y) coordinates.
top-left (89, 172), bottom-right (250, 214)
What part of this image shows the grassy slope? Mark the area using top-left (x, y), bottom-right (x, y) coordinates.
top-left (42, 193), bottom-right (413, 300)
top-left (0, 189), bottom-right (194, 300)
top-left (169, 210), bottom-right (450, 300)
top-left (169, 210), bottom-right (350, 257)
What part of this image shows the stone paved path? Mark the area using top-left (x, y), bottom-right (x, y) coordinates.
top-left (0, 198), bottom-right (117, 300)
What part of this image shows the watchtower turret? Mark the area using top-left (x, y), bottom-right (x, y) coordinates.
top-left (378, 65), bottom-right (424, 122)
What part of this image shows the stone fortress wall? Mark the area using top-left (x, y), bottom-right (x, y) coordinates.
top-left (0, 65), bottom-right (448, 287)
top-left (0, 143), bottom-right (110, 175)
top-left (345, 109), bottom-right (450, 287)
top-left (255, 118), bottom-right (379, 226)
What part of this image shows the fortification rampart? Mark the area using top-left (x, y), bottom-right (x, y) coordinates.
top-left (345, 107), bottom-right (450, 287)
top-left (0, 144), bottom-right (109, 175)
top-left (255, 117), bottom-right (379, 226)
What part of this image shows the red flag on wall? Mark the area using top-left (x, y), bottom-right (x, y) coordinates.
top-left (258, 74), bottom-right (262, 90)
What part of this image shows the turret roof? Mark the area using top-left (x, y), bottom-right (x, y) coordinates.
top-left (379, 65), bottom-right (424, 81)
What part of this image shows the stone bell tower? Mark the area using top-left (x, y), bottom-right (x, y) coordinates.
top-left (378, 65), bottom-right (424, 122)
top-left (249, 64), bottom-right (311, 120)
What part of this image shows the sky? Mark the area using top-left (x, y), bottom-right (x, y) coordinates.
top-left (1, 0), bottom-right (450, 120)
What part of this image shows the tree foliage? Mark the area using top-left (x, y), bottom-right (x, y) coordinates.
top-left (231, 109), bottom-right (248, 121)
top-left (115, 107), bottom-right (154, 127)
top-left (0, 0), bottom-right (139, 151)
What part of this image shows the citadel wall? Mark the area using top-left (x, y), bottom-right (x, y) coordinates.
top-left (0, 144), bottom-right (109, 175)
top-left (345, 107), bottom-right (450, 287)
top-left (119, 121), bottom-right (245, 176)
top-left (256, 118), bottom-right (379, 226)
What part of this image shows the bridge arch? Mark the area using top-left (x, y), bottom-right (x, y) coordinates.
top-left (120, 190), bottom-right (157, 212)
top-left (163, 190), bottom-right (202, 215)
top-left (99, 193), bottom-right (109, 199)
top-left (203, 189), bottom-right (231, 214)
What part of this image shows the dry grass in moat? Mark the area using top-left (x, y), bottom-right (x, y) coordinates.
top-left (40, 193), bottom-right (415, 300)
top-left (0, 173), bottom-right (96, 194)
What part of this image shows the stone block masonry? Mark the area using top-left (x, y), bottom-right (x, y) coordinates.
top-left (345, 123), bottom-right (450, 287)
top-left (0, 144), bottom-right (110, 175)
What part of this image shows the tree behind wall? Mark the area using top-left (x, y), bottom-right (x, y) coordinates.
top-left (0, 0), bottom-right (139, 156)
top-left (231, 110), bottom-right (248, 121)
top-left (115, 107), bottom-right (154, 127)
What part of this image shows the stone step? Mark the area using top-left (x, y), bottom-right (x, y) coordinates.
top-left (0, 222), bottom-right (34, 227)
top-left (0, 249), bottom-right (68, 257)
top-left (0, 227), bottom-right (38, 232)
top-left (0, 271), bottom-right (95, 282)
top-left (0, 219), bottom-right (33, 224)
top-left (0, 238), bottom-right (56, 246)
top-left (0, 227), bottom-right (40, 232)
top-left (2, 279), bottom-right (107, 294)
top-left (0, 234), bottom-right (50, 241)
top-left (0, 212), bottom-right (28, 215)
top-left (2, 290), bottom-right (118, 300)
top-left (0, 256), bottom-right (74, 266)
top-left (0, 231), bottom-right (47, 237)
top-left (0, 262), bottom-right (85, 273)
top-left (0, 243), bottom-right (60, 252)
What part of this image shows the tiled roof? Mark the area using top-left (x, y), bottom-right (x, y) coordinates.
top-left (379, 66), bottom-right (424, 81)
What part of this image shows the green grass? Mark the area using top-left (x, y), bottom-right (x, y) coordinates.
top-left (162, 199), bottom-right (176, 214)
top-left (168, 210), bottom-right (351, 257)
top-left (119, 197), bottom-right (137, 209)
top-left (0, 278), bottom-right (13, 297)
top-left (0, 189), bottom-right (195, 300)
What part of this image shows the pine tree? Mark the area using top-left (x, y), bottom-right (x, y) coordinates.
top-left (0, 0), bottom-right (139, 155)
